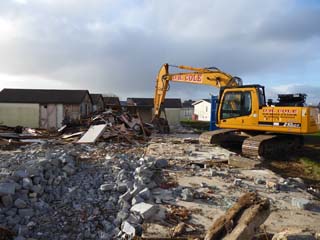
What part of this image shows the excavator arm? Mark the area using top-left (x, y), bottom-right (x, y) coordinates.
top-left (153, 63), bottom-right (242, 118)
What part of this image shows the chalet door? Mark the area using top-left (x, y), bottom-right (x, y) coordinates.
top-left (40, 104), bottom-right (57, 129)
top-left (56, 104), bottom-right (63, 128)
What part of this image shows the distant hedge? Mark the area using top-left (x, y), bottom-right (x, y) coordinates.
top-left (180, 120), bottom-right (210, 131)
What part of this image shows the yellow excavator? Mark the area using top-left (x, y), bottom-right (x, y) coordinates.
top-left (153, 63), bottom-right (320, 158)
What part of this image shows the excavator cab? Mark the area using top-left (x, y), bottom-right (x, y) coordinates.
top-left (217, 85), bottom-right (265, 129)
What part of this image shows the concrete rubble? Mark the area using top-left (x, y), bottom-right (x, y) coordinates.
top-left (0, 133), bottom-right (319, 239)
top-left (0, 140), bottom-right (164, 239)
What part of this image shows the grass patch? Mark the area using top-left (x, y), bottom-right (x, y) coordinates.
top-left (180, 120), bottom-right (210, 132)
top-left (300, 157), bottom-right (320, 181)
top-left (312, 131), bottom-right (320, 136)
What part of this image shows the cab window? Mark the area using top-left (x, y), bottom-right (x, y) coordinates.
top-left (221, 91), bottom-right (252, 119)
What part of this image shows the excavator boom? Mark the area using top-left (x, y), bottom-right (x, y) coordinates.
top-left (154, 63), bottom-right (242, 118)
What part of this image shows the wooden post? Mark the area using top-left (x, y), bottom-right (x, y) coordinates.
top-left (204, 192), bottom-right (270, 240)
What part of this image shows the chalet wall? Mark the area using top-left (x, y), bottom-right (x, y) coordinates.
top-left (158, 108), bottom-right (182, 126)
top-left (64, 104), bottom-right (81, 121)
top-left (0, 103), bottom-right (40, 128)
top-left (93, 98), bottom-right (104, 112)
top-left (180, 107), bottom-right (193, 120)
top-left (40, 104), bottom-right (64, 129)
top-left (80, 94), bottom-right (93, 117)
top-left (194, 101), bottom-right (211, 121)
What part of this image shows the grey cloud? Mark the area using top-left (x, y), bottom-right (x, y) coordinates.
top-left (0, 0), bottom-right (319, 103)
top-left (256, 8), bottom-right (320, 42)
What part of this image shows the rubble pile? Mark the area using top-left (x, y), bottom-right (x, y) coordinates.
top-left (0, 110), bottom-right (152, 150)
top-left (0, 133), bottom-right (319, 239)
top-left (0, 142), bottom-right (168, 239)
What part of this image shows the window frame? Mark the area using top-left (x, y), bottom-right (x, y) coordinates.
top-left (220, 91), bottom-right (252, 120)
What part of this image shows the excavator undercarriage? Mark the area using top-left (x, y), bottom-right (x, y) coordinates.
top-left (199, 130), bottom-right (304, 159)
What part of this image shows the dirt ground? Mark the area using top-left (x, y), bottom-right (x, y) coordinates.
top-left (140, 133), bottom-right (320, 239)
top-left (266, 135), bottom-right (320, 189)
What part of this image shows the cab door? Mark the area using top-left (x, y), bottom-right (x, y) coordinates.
top-left (217, 89), bottom-right (257, 129)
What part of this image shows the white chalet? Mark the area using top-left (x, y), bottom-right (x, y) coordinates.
top-left (192, 99), bottom-right (211, 121)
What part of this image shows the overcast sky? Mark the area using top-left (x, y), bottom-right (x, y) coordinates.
top-left (0, 0), bottom-right (319, 104)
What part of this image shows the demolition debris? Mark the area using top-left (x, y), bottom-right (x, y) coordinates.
top-left (0, 119), bottom-right (320, 239)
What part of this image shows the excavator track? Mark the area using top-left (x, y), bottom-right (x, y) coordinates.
top-left (199, 129), bottom-right (249, 151)
top-left (242, 135), bottom-right (276, 159)
top-left (242, 134), bottom-right (303, 159)
top-left (199, 129), bottom-right (237, 144)
top-left (200, 130), bottom-right (303, 159)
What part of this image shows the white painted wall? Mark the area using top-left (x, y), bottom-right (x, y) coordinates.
top-left (193, 100), bottom-right (211, 121)
top-left (0, 103), bottom-right (40, 128)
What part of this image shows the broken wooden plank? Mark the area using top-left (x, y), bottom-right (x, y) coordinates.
top-left (77, 124), bottom-right (107, 143)
top-left (172, 222), bottom-right (186, 238)
top-left (57, 124), bottom-right (67, 133)
top-left (61, 131), bottom-right (84, 139)
top-left (0, 132), bottom-right (20, 139)
top-left (20, 139), bottom-right (46, 144)
top-left (223, 198), bottom-right (270, 240)
top-left (204, 192), bottom-right (257, 240)
top-left (137, 111), bottom-right (147, 139)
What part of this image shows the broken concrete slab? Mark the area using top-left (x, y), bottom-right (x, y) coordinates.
top-left (130, 202), bottom-right (157, 220)
top-left (121, 221), bottom-right (136, 237)
top-left (272, 230), bottom-right (316, 240)
top-left (0, 183), bottom-right (16, 196)
top-left (14, 170), bottom-right (29, 179)
top-left (62, 164), bottom-right (76, 175)
top-left (77, 124), bottom-right (107, 143)
top-left (14, 198), bottom-right (27, 209)
top-left (291, 198), bottom-right (320, 212)
top-left (132, 195), bottom-right (144, 205)
top-left (100, 183), bottom-right (113, 192)
top-left (18, 208), bottom-right (34, 217)
top-left (228, 154), bottom-right (261, 169)
top-left (138, 188), bottom-right (151, 200)
top-left (1, 195), bottom-right (13, 207)
top-left (291, 198), bottom-right (311, 210)
top-left (181, 188), bottom-right (194, 201)
top-left (155, 159), bottom-right (168, 169)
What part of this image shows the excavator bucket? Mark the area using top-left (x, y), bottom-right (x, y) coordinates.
top-left (152, 117), bottom-right (170, 134)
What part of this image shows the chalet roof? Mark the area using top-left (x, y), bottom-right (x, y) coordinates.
top-left (182, 100), bottom-right (195, 108)
top-left (127, 98), bottom-right (182, 108)
top-left (90, 94), bottom-right (104, 104)
top-left (120, 101), bottom-right (127, 106)
top-left (103, 96), bottom-right (120, 106)
top-left (192, 99), bottom-right (211, 106)
top-left (0, 88), bottom-right (91, 104)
